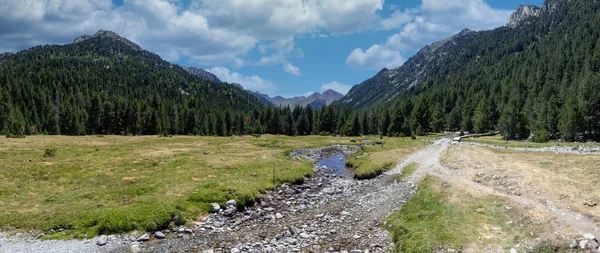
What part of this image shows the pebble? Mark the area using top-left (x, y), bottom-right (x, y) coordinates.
top-left (510, 248), bottom-right (517, 253)
top-left (210, 203), bottom-right (221, 213)
top-left (96, 235), bottom-right (108, 246)
top-left (137, 234), bottom-right (150, 241)
top-left (154, 231), bottom-right (166, 239)
top-left (275, 213), bottom-right (284, 219)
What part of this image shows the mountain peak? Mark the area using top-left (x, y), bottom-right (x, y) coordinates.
top-left (73, 30), bottom-right (142, 51)
top-left (506, 5), bottom-right (541, 28)
top-left (182, 66), bottom-right (222, 84)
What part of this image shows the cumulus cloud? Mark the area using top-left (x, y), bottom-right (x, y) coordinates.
top-left (0, 0), bottom-right (385, 67)
top-left (283, 63), bottom-right (301, 76)
top-left (380, 8), bottom-right (416, 30)
top-left (208, 67), bottom-right (276, 94)
top-left (198, 0), bottom-right (384, 38)
top-left (321, 81), bottom-right (353, 95)
top-left (347, 0), bottom-right (513, 70)
top-left (345, 45), bottom-right (405, 70)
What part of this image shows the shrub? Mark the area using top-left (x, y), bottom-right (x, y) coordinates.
top-left (44, 148), bottom-right (57, 158)
top-left (531, 130), bottom-right (551, 143)
top-left (6, 120), bottom-right (25, 138)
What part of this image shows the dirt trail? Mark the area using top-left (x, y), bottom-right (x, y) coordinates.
top-left (388, 138), bottom-right (599, 239)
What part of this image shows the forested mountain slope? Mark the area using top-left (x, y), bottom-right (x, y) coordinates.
top-left (0, 30), bottom-right (264, 135)
top-left (341, 0), bottom-right (600, 141)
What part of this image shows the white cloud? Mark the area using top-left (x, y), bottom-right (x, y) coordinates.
top-left (345, 45), bottom-right (405, 70)
top-left (208, 67), bottom-right (276, 94)
top-left (198, 0), bottom-right (384, 38)
top-left (321, 81), bottom-right (353, 95)
top-left (380, 8), bottom-right (416, 30)
top-left (346, 0), bottom-right (513, 70)
top-left (283, 63), bottom-right (301, 76)
top-left (0, 0), bottom-right (384, 68)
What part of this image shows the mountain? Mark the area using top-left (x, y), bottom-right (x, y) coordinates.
top-left (506, 5), bottom-right (542, 28)
top-left (0, 30), bottom-right (263, 136)
top-left (182, 66), bottom-right (222, 84)
top-left (266, 89), bottom-right (343, 108)
top-left (340, 28), bottom-right (478, 108)
top-left (340, 0), bottom-right (600, 141)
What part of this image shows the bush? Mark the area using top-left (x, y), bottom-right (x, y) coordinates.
top-left (531, 130), bottom-right (551, 143)
top-left (318, 131), bottom-right (330, 136)
top-left (6, 120), bottom-right (25, 138)
top-left (411, 133), bottom-right (417, 140)
top-left (251, 134), bottom-right (261, 138)
top-left (44, 148), bottom-right (57, 158)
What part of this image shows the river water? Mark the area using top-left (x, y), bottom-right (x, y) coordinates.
top-left (316, 151), bottom-right (353, 178)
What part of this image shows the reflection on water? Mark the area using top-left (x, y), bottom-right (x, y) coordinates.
top-left (316, 151), bottom-right (353, 177)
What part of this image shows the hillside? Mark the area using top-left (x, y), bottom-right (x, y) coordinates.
top-left (341, 0), bottom-right (600, 141)
top-left (0, 30), bottom-right (263, 136)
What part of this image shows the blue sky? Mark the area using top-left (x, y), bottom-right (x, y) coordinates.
top-left (0, 0), bottom-right (543, 97)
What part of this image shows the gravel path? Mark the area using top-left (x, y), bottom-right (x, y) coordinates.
top-left (462, 141), bottom-right (600, 154)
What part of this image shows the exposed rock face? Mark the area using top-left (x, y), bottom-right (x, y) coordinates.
top-left (340, 28), bottom-right (477, 108)
top-left (182, 67), bottom-right (222, 84)
top-left (73, 30), bottom-right (143, 51)
top-left (506, 5), bottom-right (542, 28)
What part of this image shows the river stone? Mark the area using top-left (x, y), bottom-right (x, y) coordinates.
top-left (154, 231), bottom-right (166, 239)
top-left (137, 234), bottom-right (150, 241)
top-left (299, 233), bottom-right (310, 239)
top-left (510, 248), bottom-right (518, 253)
top-left (584, 233), bottom-right (596, 240)
top-left (226, 199), bottom-right (237, 208)
top-left (96, 235), bottom-right (108, 246)
top-left (231, 248), bottom-right (240, 253)
top-left (581, 240), bottom-right (589, 249)
top-left (210, 203), bottom-right (221, 213)
top-left (275, 213), bottom-right (283, 219)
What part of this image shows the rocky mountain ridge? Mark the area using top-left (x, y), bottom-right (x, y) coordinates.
top-left (506, 5), bottom-right (542, 28)
top-left (182, 67), bottom-right (222, 84)
top-left (73, 30), bottom-right (143, 51)
top-left (339, 0), bottom-right (565, 109)
top-left (268, 89), bottom-right (343, 108)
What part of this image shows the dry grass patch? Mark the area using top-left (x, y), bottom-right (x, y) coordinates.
top-left (386, 176), bottom-right (563, 253)
top-left (442, 144), bottom-right (600, 226)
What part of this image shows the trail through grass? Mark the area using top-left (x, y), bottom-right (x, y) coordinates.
top-left (385, 176), bottom-right (548, 252)
top-left (347, 137), bottom-right (429, 179)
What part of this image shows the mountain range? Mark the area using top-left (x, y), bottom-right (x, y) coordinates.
top-left (182, 67), bottom-right (343, 108)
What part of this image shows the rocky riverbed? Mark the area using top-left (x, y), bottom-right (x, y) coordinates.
top-left (142, 144), bottom-right (415, 252)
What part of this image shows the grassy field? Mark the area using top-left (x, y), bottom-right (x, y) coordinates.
top-left (464, 135), bottom-right (600, 148)
top-left (0, 134), bottom-right (424, 239)
top-left (385, 176), bottom-right (550, 253)
top-left (347, 137), bottom-right (430, 179)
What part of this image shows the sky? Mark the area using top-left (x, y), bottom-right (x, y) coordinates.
top-left (0, 0), bottom-right (544, 97)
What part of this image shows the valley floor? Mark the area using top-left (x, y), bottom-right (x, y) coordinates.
top-left (1, 135), bottom-right (599, 253)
